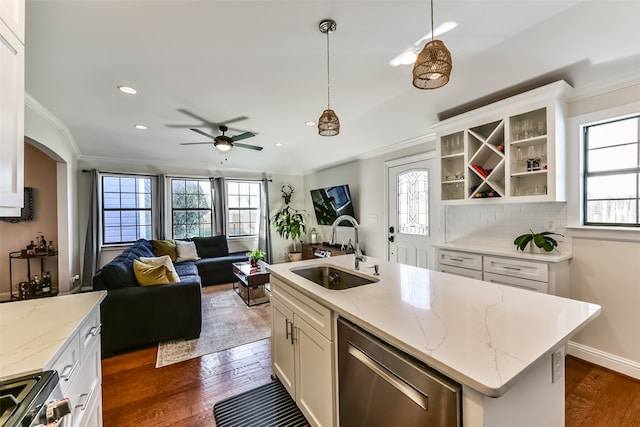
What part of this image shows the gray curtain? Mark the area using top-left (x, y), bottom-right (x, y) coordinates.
top-left (212, 177), bottom-right (227, 236)
top-left (258, 177), bottom-right (273, 264)
top-left (154, 174), bottom-right (167, 239)
top-left (81, 169), bottom-right (100, 288)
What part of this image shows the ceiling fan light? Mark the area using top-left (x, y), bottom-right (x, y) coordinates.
top-left (412, 39), bottom-right (452, 89)
top-left (214, 140), bottom-right (233, 151)
top-left (318, 109), bottom-right (340, 136)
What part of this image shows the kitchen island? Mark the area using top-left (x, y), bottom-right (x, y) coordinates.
top-left (267, 255), bottom-right (600, 427)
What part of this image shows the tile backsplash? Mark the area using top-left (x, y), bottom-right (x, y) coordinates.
top-left (444, 202), bottom-right (571, 253)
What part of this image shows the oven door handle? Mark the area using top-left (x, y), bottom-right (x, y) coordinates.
top-left (348, 344), bottom-right (428, 410)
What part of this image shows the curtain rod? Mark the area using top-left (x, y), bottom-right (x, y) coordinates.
top-left (82, 169), bottom-right (272, 182)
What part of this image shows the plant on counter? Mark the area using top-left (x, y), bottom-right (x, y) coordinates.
top-left (246, 248), bottom-right (266, 267)
top-left (513, 229), bottom-right (563, 252)
top-left (272, 205), bottom-right (307, 259)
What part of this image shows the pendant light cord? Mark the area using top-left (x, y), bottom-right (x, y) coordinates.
top-left (326, 30), bottom-right (331, 109)
top-left (430, 0), bottom-right (434, 42)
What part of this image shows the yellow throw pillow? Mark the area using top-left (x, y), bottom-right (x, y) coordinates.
top-left (133, 259), bottom-right (171, 286)
top-left (139, 255), bottom-right (180, 283)
top-left (151, 239), bottom-right (177, 262)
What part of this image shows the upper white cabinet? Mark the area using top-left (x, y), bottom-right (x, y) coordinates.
top-left (0, 0), bottom-right (24, 216)
top-left (434, 81), bottom-right (572, 203)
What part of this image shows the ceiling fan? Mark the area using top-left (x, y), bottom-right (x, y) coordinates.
top-left (180, 125), bottom-right (263, 152)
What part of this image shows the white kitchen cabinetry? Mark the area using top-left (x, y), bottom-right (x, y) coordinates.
top-left (437, 247), bottom-right (570, 296)
top-left (0, 0), bottom-right (25, 216)
top-left (271, 277), bottom-right (334, 427)
top-left (435, 81), bottom-right (571, 204)
top-left (46, 305), bottom-right (103, 427)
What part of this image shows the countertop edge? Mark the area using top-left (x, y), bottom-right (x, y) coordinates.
top-left (433, 243), bottom-right (573, 262)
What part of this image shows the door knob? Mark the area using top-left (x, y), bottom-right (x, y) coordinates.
top-left (388, 236), bottom-right (395, 242)
top-left (389, 226), bottom-right (395, 233)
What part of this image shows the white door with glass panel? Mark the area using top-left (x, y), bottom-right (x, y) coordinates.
top-left (387, 156), bottom-right (438, 268)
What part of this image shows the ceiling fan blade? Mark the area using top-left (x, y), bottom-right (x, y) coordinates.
top-left (180, 142), bottom-right (213, 146)
top-left (190, 128), bottom-right (216, 139)
top-left (221, 116), bottom-right (249, 125)
top-left (231, 132), bottom-right (255, 142)
top-left (177, 108), bottom-right (214, 124)
top-left (234, 142), bottom-right (263, 151)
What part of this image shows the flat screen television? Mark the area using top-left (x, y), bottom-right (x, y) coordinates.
top-left (310, 184), bottom-right (356, 226)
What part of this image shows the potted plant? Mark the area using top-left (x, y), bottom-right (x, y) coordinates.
top-left (513, 230), bottom-right (563, 253)
top-left (246, 249), bottom-right (266, 268)
top-left (272, 205), bottom-right (307, 261)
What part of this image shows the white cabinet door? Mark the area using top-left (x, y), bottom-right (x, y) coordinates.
top-left (439, 264), bottom-right (483, 280)
top-left (483, 272), bottom-right (548, 293)
top-left (0, 19), bottom-right (24, 215)
top-left (295, 315), bottom-right (334, 427)
top-left (271, 297), bottom-right (296, 397)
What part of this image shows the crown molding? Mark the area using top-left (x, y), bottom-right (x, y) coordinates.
top-left (24, 92), bottom-right (81, 159)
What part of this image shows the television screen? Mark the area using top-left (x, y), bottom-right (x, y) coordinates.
top-left (0, 187), bottom-right (34, 223)
top-left (310, 184), bottom-right (356, 226)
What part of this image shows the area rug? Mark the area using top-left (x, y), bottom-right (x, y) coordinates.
top-left (156, 283), bottom-right (271, 368)
top-left (213, 380), bottom-right (310, 427)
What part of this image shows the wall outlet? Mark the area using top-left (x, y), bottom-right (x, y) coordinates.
top-left (551, 350), bottom-right (563, 383)
top-left (545, 218), bottom-right (556, 231)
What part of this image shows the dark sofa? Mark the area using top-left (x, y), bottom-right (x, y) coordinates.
top-left (93, 236), bottom-right (248, 358)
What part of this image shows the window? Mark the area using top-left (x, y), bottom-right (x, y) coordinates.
top-left (397, 170), bottom-right (429, 235)
top-left (583, 115), bottom-right (640, 226)
top-left (227, 180), bottom-right (261, 237)
top-left (102, 175), bottom-right (152, 244)
top-left (171, 179), bottom-right (213, 238)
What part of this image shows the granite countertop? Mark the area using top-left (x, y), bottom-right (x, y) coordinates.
top-left (0, 291), bottom-right (107, 380)
top-left (267, 255), bottom-right (599, 397)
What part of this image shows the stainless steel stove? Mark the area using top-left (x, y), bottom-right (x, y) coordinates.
top-left (0, 370), bottom-right (71, 427)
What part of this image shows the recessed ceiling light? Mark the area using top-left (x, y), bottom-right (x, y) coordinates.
top-left (390, 21), bottom-right (458, 67)
top-left (275, 142), bottom-right (284, 147)
top-left (117, 85), bottom-right (138, 95)
top-left (134, 124), bottom-right (148, 130)
top-left (305, 121), bottom-right (317, 126)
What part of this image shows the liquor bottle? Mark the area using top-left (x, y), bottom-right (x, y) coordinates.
top-left (41, 272), bottom-right (52, 295)
top-left (47, 240), bottom-right (56, 254)
top-left (37, 235), bottom-right (46, 254)
top-left (32, 274), bottom-right (41, 295)
top-left (26, 241), bottom-right (35, 255)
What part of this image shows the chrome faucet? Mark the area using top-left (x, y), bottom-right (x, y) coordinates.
top-left (330, 215), bottom-right (366, 270)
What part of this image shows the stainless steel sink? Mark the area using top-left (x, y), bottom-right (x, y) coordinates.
top-left (291, 265), bottom-right (379, 290)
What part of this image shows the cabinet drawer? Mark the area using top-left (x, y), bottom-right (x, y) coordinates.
top-left (483, 272), bottom-right (548, 293)
top-left (438, 250), bottom-right (482, 271)
top-left (79, 306), bottom-right (101, 359)
top-left (272, 278), bottom-right (332, 340)
top-left (50, 333), bottom-right (80, 394)
top-left (483, 256), bottom-right (548, 282)
top-left (67, 338), bottom-right (101, 427)
top-left (439, 264), bottom-right (483, 281)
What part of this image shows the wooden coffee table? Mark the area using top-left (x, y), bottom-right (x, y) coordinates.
top-left (232, 261), bottom-right (270, 306)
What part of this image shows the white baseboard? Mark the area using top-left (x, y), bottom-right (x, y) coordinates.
top-left (568, 341), bottom-right (640, 380)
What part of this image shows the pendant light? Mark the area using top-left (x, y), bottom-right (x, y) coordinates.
top-left (412, 0), bottom-right (452, 89)
top-left (318, 19), bottom-right (340, 136)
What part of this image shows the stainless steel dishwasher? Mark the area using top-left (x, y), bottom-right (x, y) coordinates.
top-left (338, 318), bottom-right (462, 427)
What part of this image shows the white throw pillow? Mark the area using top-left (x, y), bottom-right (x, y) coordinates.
top-left (175, 240), bottom-right (200, 262)
top-left (139, 255), bottom-right (180, 282)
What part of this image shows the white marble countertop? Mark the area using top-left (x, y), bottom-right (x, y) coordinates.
top-left (433, 242), bottom-right (573, 262)
top-left (0, 291), bottom-right (106, 380)
top-left (267, 255), bottom-right (599, 397)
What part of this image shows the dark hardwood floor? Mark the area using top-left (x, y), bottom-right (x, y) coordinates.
top-left (102, 343), bottom-right (640, 426)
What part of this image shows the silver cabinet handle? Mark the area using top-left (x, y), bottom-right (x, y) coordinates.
top-left (76, 384), bottom-right (96, 411)
top-left (60, 359), bottom-right (79, 381)
top-left (502, 266), bottom-right (522, 271)
top-left (348, 344), bottom-right (428, 411)
top-left (450, 257), bottom-right (465, 262)
top-left (87, 323), bottom-right (101, 337)
top-left (285, 319), bottom-right (291, 341)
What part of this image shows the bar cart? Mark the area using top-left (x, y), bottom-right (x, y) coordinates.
top-left (9, 251), bottom-right (58, 300)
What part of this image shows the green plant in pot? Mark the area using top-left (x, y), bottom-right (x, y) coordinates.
top-left (246, 249), bottom-right (266, 267)
top-left (514, 230), bottom-right (563, 253)
top-left (272, 205), bottom-right (306, 261)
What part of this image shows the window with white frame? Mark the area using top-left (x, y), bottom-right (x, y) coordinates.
top-left (171, 178), bottom-right (213, 238)
top-left (583, 114), bottom-right (640, 226)
top-left (227, 180), bottom-right (261, 237)
top-left (102, 175), bottom-right (152, 244)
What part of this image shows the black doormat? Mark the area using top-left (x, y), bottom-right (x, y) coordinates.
top-left (213, 380), bottom-right (310, 427)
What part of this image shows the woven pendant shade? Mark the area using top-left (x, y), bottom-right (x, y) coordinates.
top-left (318, 109), bottom-right (340, 136)
top-left (412, 39), bottom-right (452, 89)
